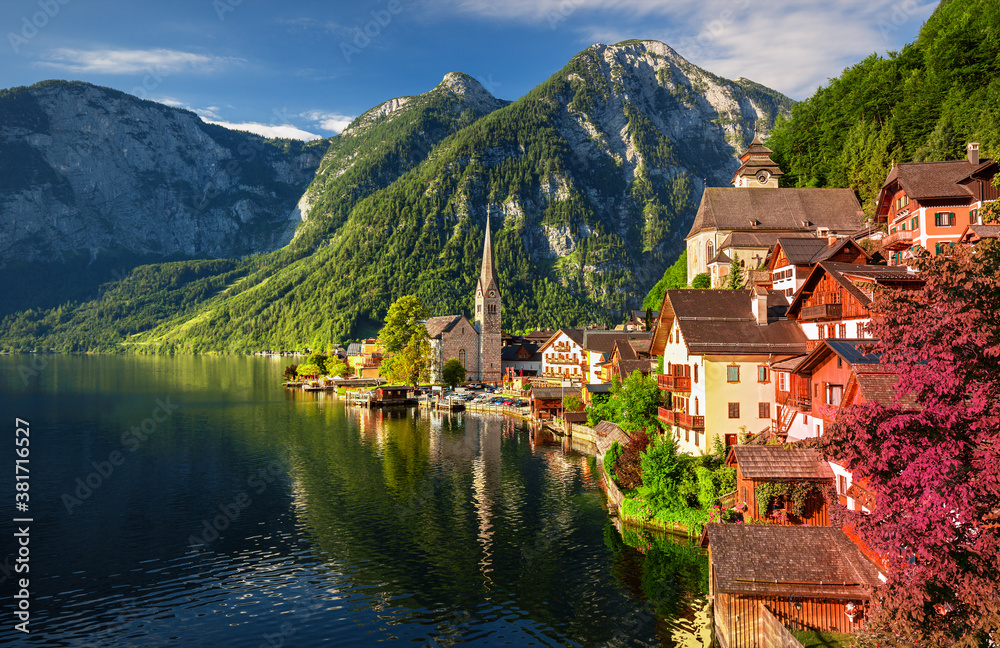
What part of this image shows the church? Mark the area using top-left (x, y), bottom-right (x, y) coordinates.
top-left (427, 210), bottom-right (502, 383)
top-left (685, 135), bottom-right (864, 284)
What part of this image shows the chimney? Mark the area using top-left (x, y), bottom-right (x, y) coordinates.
top-left (828, 234), bottom-right (838, 247)
top-left (968, 142), bottom-right (980, 166)
top-left (751, 287), bottom-right (768, 325)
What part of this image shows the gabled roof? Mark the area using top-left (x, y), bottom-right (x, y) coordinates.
top-left (959, 224), bottom-right (1000, 244)
top-left (719, 231), bottom-right (814, 251)
top-left (424, 315), bottom-right (470, 340)
top-left (531, 387), bottom-right (566, 400)
top-left (773, 237), bottom-right (869, 267)
top-left (594, 421), bottom-right (629, 455)
top-left (687, 188), bottom-right (864, 239)
top-left (794, 339), bottom-right (880, 375)
top-left (347, 342), bottom-right (363, 355)
top-left (500, 342), bottom-right (541, 362)
top-left (616, 359), bottom-right (653, 377)
top-left (582, 331), bottom-right (651, 357)
top-left (786, 262), bottom-right (923, 318)
top-left (586, 383), bottom-right (613, 393)
top-left (538, 328), bottom-right (585, 353)
top-left (705, 525), bottom-right (882, 599)
top-left (652, 289), bottom-right (807, 356)
top-left (728, 445), bottom-right (834, 481)
top-left (851, 365), bottom-right (921, 410)
top-left (708, 250), bottom-right (732, 265)
top-left (879, 158), bottom-right (997, 203)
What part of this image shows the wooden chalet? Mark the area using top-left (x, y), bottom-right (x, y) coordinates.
top-left (876, 142), bottom-right (998, 265)
top-left (727, 445), bottom-right (834, 526)
top-left (705, 524), bottom-right (883, 648)
top-left (530, 387), bottom-right (566, 420)
top-left (768, 236), bottom-right (869, 300)
top-left (593, 420), bottom-right (629, 456)
top-left (784, 262), bottom-right (923, 351)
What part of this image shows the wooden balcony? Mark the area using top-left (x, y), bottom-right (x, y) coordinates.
top-left (882, 229), bottom-right (915, 251)
top-left (657, 373), bottom-right (691, 392)
top-left (657, 407), bottom-right (704, 430)
top-left (800, 303), bottom-right (843, 322)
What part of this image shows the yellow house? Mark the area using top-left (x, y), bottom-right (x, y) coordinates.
top-left (650, 288), bottom-right (807, 455)
top-left (347, 338), bottom-right (383, 379)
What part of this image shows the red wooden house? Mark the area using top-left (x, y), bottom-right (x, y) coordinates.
top-left (727, 445), bottom-right (834, 526)
top-left (705, 524), bottom-right (883, 648)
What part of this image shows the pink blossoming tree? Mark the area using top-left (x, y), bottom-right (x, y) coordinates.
top-left (824, 240), bottom-right (1000, 646)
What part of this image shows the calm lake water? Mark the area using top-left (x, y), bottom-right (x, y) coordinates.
top-left (0, 355), bottom-right (709, 647)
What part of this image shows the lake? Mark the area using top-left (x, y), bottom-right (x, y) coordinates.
top-left (0, 355), bottom-right (709, 647)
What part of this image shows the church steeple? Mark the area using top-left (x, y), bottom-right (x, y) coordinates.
top-left (475, 206), bottom-right (502, 382)
top-left (732, 132), bottom-right (783, 188)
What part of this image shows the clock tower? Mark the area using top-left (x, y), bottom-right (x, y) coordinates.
top-left (475, 208), bottom-right (502, 382)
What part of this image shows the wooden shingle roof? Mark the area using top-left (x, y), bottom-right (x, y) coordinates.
top-left (706, 524), bottom-right (882, 599)
top-left (594, 421), bottom-right (629, 455)
top-left (729, 446), bottom-right (834, 481)
top-left (687, 188), bottom-right (863, 239)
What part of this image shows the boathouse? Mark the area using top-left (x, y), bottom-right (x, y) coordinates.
top-left (704, 524), bottom-right (883, 648)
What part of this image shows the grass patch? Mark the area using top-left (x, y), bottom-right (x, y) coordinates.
top-left (792, 630), bottom-right (855, 648)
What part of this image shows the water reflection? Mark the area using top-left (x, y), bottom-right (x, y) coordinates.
top-left (0, 356), bottom-right (709, 647)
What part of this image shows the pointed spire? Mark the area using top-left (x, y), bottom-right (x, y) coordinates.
top-left (478, 205), bottom-right (499, 294)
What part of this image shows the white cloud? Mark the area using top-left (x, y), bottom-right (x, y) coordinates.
top-left (301, 110), bottom-right (355, 134)
top-left (37, 48), bottom-right (243, 75)
top-left (203, 119), bottom-right (322, 141)
top-left (434, 0), bottom-right (936, 99)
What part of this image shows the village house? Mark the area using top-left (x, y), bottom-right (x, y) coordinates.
top-left (783, 262), bottom-right (923, 348)
top-left (602, 337), bottom-right (654, 383)
top-left (582, 331), bottom-right (652, 384)
top-left (500, 339), bottom-right (542, 378)
top-left (686, 135), bottom-right (864, 282)
top-left (538, 329), bottom-right (651, 385)
top-left (768, 236), bottom-right (870, 300)
top-left (704, 524), bottom-right (883, 648)
top-left (651, 289), bottom-right (807, 455)
top-left (623, 310), bottom-right (657, 331)
top-left (876, 142), bottom-right (998, 266)
top-left (347, 338), bottom-right (384, 378)
top-left (726, 445), bottom-right (834, 526)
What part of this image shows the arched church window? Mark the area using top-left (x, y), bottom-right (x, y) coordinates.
top-left (459, 349), bottom-right (466, 369)
top-left (706, 240), bottom-right (715, 260)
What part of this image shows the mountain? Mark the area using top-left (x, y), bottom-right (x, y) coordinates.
top-left (0, 41), bottom-right (792, 353)
top-left (766, 0), bottom-right (1000, 216)
top-left (0, 80), bottom-right (328, 317)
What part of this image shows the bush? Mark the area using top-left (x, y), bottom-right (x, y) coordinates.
top-left (695, 465), bottom-right (737, 510)
top-left (691, 273), bottom-right (710, 289)
top-left (283, 364), bottom-right (298, 380)
top-left (639, 435), bottom-right (700, 511)
top-left (614, 432), bottom-right (651, 489)
top-left (603, 441), bottom-right (623, 480)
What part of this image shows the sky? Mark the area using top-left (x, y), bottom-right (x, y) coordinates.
top-left (1, 0), bottom-right (937, 140)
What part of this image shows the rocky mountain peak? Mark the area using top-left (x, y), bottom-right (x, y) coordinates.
top-left (437, 71), bottom-right (506, 114)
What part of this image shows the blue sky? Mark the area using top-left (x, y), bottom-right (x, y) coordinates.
top-left (1, 0), bottom-right (937, 140)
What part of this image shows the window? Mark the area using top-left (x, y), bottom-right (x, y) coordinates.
top-left (837, 356), bottom-right (843, 369)
top-left (911, 215), bottom-right (919, 230)
top-left (728, 402), bottom-right (740, 418)
top-left (459, 349), bottom-right (466, 369)
top-left (934, 211), bottom-right (956, 227)
top-left (693, 364), bottom-right (698, 384)
top-left (706, 240), bottom-right (715, 261)
top-left (814, 383), bottom-right (819, 397)
top-left (757, 365), bottom-right (768, 383)
top-left (838, 474), bottom-right (848, 495)
top-left (778, 372), bottom-right (788, 392)
top-left (725, 434), bottom-right (737, 447)
top-left (971, 209), bottom-right (980, 225)
top-left (759, 402), bottom-right (770, 418)
top-left (694, 397), bottom-right (699, 415)
top-left (675, 328), bottom-right (680, 344)
top-left (727, 365), bottom-right (740, 383)
top-left (839, 324), bottom-right (846, 338)
top-left (856, 322), bottom-right (865, 338)
top-left (685, 428), bottom-right (689, 442)
top-left (827, 384), bottom-right (843, 406)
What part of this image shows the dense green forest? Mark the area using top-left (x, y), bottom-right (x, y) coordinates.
top-left (766, 0), bottom-right (1000, 217)
top-left (1, 42), bottom-right (784, 353)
